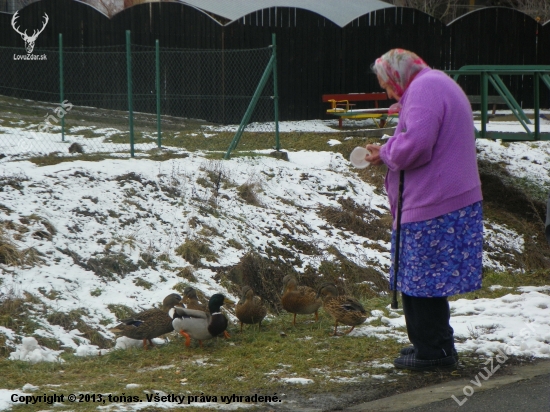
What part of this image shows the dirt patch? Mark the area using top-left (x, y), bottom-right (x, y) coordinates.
top-left (57, 248), bottom-right (140, 280)
top-left (175, 239), bottom-right (218, 268)
top-left (318, 196), bottom-right (392, 243)
top-left (478, 159), bottom-right (550, 271)
top-left (114, 172), bottom-right (158, 190)
top-left (479, 160), bottom-right (546, 225)
top-left (86, 253), bottom-right (140, 280)
top-left (47, 309), bottom-right (112, 348)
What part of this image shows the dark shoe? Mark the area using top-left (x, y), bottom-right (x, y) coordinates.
top-left (400, 346), bottom-right (459, 360)
top-left (394, 353), bottom-right (458, 371)
top-left (400, 346), bottom-right (415, 355)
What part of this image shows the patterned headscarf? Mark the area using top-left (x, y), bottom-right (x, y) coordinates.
top-left (372, 49), bottom-right (428, 99)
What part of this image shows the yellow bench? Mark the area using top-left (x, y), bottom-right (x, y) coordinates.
top-left (322, 93), bottom-right (397, 128)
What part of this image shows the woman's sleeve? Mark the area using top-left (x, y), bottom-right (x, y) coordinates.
top-left (380, 99), bottom-right (443, 172)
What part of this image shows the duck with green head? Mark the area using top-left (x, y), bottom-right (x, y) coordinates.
top-left (109, 293), bottom-right (183, 350)
top-left (170, 293), bottom-right (235, 347)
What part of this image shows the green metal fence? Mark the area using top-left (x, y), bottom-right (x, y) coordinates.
top-left (0, 31), bottom-right (278, 158)
top-left (449, 65), bottom-right (550, 141)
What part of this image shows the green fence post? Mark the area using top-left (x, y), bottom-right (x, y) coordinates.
top-left (126, 30), bottom-right (135, 157)
top-left (480, 71), bottom-right (488, 139)
top-left (59, 33), bottom-right (65, 142)
top-left (272, 33), bottom-right (280, 151)
top-left (534, 73), bottom-right (540, 140)
top-left (156, 39), bottom-right (161, 148)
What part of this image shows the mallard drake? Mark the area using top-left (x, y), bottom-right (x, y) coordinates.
top-left (170, 293), bottom-right (235, 347)
top-left (281, 275), bottom-right (322, 326)
top-left (183, 286), bottom-right (208, 312)
top-left (109, 293), bottom-right (183, 350)
top-left (235, 286), bottom-right (267, 332)
top-left (316, 283), bottom-right (367, 336)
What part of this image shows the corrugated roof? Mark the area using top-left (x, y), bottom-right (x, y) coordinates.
top-left (2, 0), bottom-right (395, 26)
top-left (181, 0), bottom-right (395, 27)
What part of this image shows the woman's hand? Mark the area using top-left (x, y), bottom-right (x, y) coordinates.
top-left (365, 144), bottom-right (384, 166)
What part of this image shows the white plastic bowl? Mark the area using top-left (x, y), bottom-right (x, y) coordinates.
top-left (350, 147), bottom-right (371, 169)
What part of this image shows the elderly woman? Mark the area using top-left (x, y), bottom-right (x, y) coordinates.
top-left (365, 49), bottom-right (483, 371)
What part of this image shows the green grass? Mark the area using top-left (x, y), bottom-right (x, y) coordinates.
top-left (2, 89), bottom-right (384, 167)
top-left (21, 131), bottom-right (380, 167)
top-left (26, 152), bottom-right (128, 166)
top-left (2, 281), bottom-right (537, 411)
top-left (0, 307), bottom-right (403, 411)
top-left (3, 87), bottom-right (386, 168)
top-left (450, 269), bottom-right (550, 301)
top-left (15, 130), bottom-right (383, 170)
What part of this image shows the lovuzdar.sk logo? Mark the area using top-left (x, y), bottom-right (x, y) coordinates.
top-left (11, 11), bottom-right (49, 60)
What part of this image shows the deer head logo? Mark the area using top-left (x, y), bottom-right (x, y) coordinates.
top-left (11, 11), bottom-right (49, 54)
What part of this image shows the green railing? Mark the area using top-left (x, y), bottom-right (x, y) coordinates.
top-left (447, 65), bottom-right (550, 141)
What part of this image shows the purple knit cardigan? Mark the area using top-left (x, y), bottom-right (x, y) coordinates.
top-left (379, 67), bottom-right (483, 226)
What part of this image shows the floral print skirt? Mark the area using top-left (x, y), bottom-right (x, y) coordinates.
top-left (389, 201), bottom-right (483, 297)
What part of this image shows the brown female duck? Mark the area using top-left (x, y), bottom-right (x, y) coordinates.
top-left (109, 293), bottom-right (183, 349)
top-left (235, 286), bottom-right (267, 332)
top-left (183, 286), bottom-right (208, 312)
top-left (281, 275), bottom-right (322, 326)
top-left (316, 283), bottom-right (367, 336)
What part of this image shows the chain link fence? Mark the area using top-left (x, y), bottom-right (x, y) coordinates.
top-left (0, 35), bottom-right (277, 158)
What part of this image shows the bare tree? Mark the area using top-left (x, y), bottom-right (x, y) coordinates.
top-left (503, 0), bottom-right (550, 22)
top-left (385, 0), bottom-right (550, 24)
top-left (384, 0), bottom-right (462, 23)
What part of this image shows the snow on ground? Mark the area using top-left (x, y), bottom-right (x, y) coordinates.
top-left (1, 112), bottom-right (550, 410)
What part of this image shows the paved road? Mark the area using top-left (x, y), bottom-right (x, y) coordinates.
top-left (406, 372), bottom-right (550, 412)
top-left (343, 360), bottom-right (550, 412)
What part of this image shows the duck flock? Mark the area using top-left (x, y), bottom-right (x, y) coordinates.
top-left (110, 276), bottom-right (369, 348)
